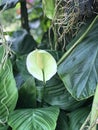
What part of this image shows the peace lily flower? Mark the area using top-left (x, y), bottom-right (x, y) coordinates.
top-left (26, 49), bottom-right (57, 82)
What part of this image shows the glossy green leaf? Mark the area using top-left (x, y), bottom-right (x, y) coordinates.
top-left (11, 30), bottom-right (37, 55)
top-left (17, 77), bottom-right (36, 108)
top-left (8, 106), bottom-right (59, 130)
top-left (16, 55), bottom-right (32, 80)
top-left (0, 45), bottom-right (4, 62)
top-left (56, 111), bottom-right (69, 130)
top-left (0, 125), bottom-right (8, 130)
top-left (37, 75), bottom-right (85, 110)
top-left (14, 73), bottom-right (24, 89)
top-left (0, 48), bottom-right (18, 128)
top-left (90, 84), bottom-right (98, 130)
top-left (42, 0), bottom-right (55, 19)
top-left (26, 49), bottom-right (57, 81)
top-left (58, 16), bottom-right (98, 100)
top-left (69, 107), bottom-right (90, 130)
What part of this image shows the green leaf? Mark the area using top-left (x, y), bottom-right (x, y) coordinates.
top-left (17, 77), bottom-right (37, 108)
top-left (0, 125), bottom-right (8, 130)
top-left (11, 30), bottom-right (37, 55)
top-left (0, 59), bottom-right (18, 128)
top-left (90, 84), bottom-right (98, 130)
top-left (69, 107), bottom-right (90, 130)
top-left (47, 50), bottom-right (63, 62)
top-left (37, 75), bottom-right (85, 110)
top-left (56, 111), bottom-right (69, 130)
top-left (8, 106), bottom-right (59, 130)
top-left (58, 16), bottom-right (98, 100)
top-left (0, 45), bottom-right (4, 62)
top-left (16, 55), bottom-right (32, 80)
top-left (14, 73), bottom-right (24, 89)
top-left (42, 0), bottom-right (55, 19)
top-left (26, 49), bottom-right (57, 81)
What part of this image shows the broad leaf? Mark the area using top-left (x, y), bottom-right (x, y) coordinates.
top-left (0, 45), bottom-right (4, 61)
top-left (0, 46), bottom-right (18, 128)
top-left (69, 107), bottom-right (90, 130)
top-left (58, 16), bottom-right (98, 100)
top-left (8, 106), bottom-right (59, 130)
top-left (11, 30), bottom-right (37, 55)
top-left (47, 50), bottom-right (63, 62)
top-left (15, 73), bottom-right (24, 89)
top-left (90, 84), bottom-right (98, 129)
top-left (0, 125), bottom-right (8, 130)
top-left (26, 49), bottom-right (57, 81)
top-left (16, 55), bottom-right (32, 80)
top-left (56, 111), bottom-right (69, 130)
top-left (42, 0), bottom-right (55, 19)
top-left (37, 75), bottom-right (85, 110)
top-left (17, 77), bottom-right (36, 108)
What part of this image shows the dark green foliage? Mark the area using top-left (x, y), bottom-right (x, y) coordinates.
top-left (0, 0), bottom-right (98, 130)
top-left (56, 111), bottom-right (69, 130)
top-left (58, 16), bottom-right (98, 100)
top-left (11, 30), bottom-right (37, 55)
top-left (8, 107), bottom-right (59, 130)
top-left (17, 77), bottom-right (37, 108)
top-left (69, 107), bottom-right (90, 130)
top-left (0, 46), bottom-right (18, 129)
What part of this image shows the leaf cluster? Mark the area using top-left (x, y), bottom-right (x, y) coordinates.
top-left (0, 0), bottom-right (98, 130)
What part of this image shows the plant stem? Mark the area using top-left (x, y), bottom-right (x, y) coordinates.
top-left (41, 70), bottom-right (46, 106)
top-left (54, 25), bottom-right (58, 51)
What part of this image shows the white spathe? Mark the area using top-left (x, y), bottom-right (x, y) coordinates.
top-left (26, 49), bottom-right (57, 81)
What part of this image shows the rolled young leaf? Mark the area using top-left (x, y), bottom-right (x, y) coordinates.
top-left (26, 49), bottom-right (57, 82)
